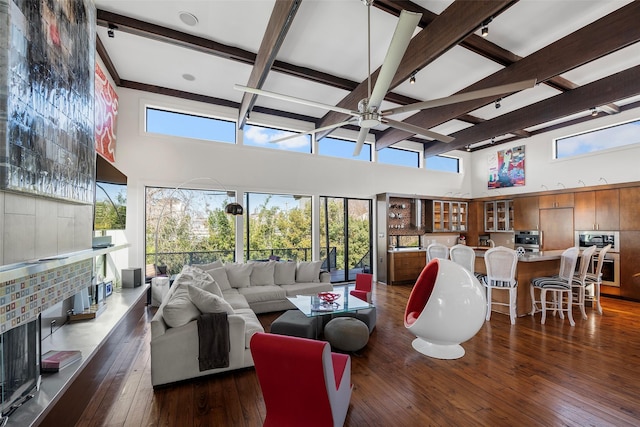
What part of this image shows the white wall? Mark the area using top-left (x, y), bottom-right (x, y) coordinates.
top-left (469, 107), bottom-right (640, 198)
top-left (113, 88), bottom-right (475, 269)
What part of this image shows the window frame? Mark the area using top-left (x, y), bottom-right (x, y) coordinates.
top-left (144, 106), bottom-right (236, 144)
top-left (554, 117), bottom-right (640, 160)
top-left (425, 154), bottom-right (461, 173)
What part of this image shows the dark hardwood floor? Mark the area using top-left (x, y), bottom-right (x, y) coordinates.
top-left (72, 284), bottom-right (640, 426)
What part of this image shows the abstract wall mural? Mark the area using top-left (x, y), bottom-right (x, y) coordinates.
top-left (0, 0), bottom-right (96, 203)
top-left (488, 145), bottom-right (525, 189)
top-left (95, 62), bottom-right (118, 163)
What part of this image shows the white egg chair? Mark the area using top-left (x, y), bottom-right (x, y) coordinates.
top-left (404, 258), bottom-right (486, 359)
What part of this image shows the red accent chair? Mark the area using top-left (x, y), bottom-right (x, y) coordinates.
top-left (250, 332), bottom-right (352, 427)
top-left (350, 273), bottom-right (373, 303)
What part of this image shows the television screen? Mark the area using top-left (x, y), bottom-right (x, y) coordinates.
top-left (94, 181), bottom-right (127, 230)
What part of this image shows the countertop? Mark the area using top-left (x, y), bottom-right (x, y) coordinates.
top-left (474, 249), bottom-right (564, 262)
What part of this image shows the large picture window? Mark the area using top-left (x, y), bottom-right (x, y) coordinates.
top-left (318, 136), bottom-right (371, 161)
top-left (243, 124), bottom-right (311, 153)
top-left (244, 193), bottom-right (312, 261)
top-left (378, 146), bottom-right (420, 167)
top-left (145, 107), bottom-right (236, 143)
top-left (426, 155), bottom-right (460, 173)
top-left (145, 186), bottom-right (236, 274)
top-left (555, 118), bottom-right (640, 159)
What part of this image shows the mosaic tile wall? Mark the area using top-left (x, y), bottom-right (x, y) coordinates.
top-left (0, 259), bottom-right (92, 333)
top-left (0, 0), bottom-right (96, 203)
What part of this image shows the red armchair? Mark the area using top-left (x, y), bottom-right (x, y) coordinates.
top-left (350, 273), bottom-right (373, 303)
top-left (250, 332), bottom-right (352, 427)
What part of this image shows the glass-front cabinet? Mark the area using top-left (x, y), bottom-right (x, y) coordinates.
top-left (484, 200), bottom-right (513, 232)
top-left (427, 200), bottom-right (467, 232)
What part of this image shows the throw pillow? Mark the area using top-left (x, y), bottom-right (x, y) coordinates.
top-left (162, 288), bottom-right (201, 328)
top-left (174, 265), bottom-right (223, 297)
top-left (296, 261), bottom-right (322, 283)
top-left (274, 261), bottom-right (296, 285)
top-left (225, 263), bottom-right (253, 288)
top-left (208, 267), bottom-right (232, 291)
top-left (250, 261), bottom-right (276, 286)
top-left (187, 285), bottom-right (235, 315)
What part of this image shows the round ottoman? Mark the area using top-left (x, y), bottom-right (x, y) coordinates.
top-left (324, 317), bottom-right (369, 352)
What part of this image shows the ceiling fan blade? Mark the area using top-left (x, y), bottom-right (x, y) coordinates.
top-left (268, 120), bottom-right (355, 144)
top-left (368, 10), bottom-right (422, 109)
top-left (353, 127), bottom-right (370, 157)
top-left (234, 84), bottom-right (357, 117)
top-left (383, 79), bottom-right (538, 116)
top-left (383, 118), bottom-right (455, 143)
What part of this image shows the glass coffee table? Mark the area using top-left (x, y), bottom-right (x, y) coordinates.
top-left (287, 284), bottom-right (372, 318)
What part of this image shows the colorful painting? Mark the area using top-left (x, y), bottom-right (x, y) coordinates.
top-left (488, 145), bottom-right (525, 189)
top-left (95, 63), bottom-right (118, 163)
top-left (0, 0), bottom-right (96, 203)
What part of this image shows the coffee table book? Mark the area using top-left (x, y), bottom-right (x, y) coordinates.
top-left (41, 350), bottom-right (82, 373)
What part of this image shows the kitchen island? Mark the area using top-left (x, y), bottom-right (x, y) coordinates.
top-left (474, 250), bottom-right (564, 318)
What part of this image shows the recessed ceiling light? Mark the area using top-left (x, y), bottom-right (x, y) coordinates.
top-left (182, 73), bottom-right (195, 81)
top-left (179, 11), bottom-right (198, 26)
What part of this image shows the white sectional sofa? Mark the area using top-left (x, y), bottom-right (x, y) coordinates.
top-left (150, 260), bottom-right (332, 387)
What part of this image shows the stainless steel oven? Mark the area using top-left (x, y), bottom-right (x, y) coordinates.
top-left (576, 231), bottom-right (620, 287)
top-left (514, 230), bottom-right (542, 252)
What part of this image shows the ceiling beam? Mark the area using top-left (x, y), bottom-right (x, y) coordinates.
top-left (96, 35), bottom-right (121, 86)
top-left (238, 0), bottom-right (302, 128)
top-left (314, 0), bottom-right (516, 140)
top-left (376, 1), bottom-right (640, 150)
top-left (424, 64), bottom-right (640, 156)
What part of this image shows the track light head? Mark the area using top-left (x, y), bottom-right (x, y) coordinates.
top-left (591, 107), bottom-right (598, 117)
top-left (491, 137), bottom-right (495, 144)
top-left (409, 70), bottom-right (417, 85)
top-left (108, 23), bottom-right (117, 38)
top-left (481, 25), bottom-right (489, 37)
top-left (466, 145), bottom-right (471, 152)
top-left (495, 98), bottom-right (501, 109)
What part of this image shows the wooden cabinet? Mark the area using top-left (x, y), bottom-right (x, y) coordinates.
top-left (620, 231), bottom-right (640, 300)
top-left (539, 193), bottom-right (574, 209)
top-left (574, 190), bottom-right (619, 231)
top-left (484, 200), bottom-right (513, 232)
top-left (388, 251), bottom-right (426, 285)
top-left (512, 196), bottom-right (539, 230)
top-left (540, 208), bottom-right (574, 250)
top-left (450, 202), bottom-right (468, 232)
top-left (620, 187), bottom-right (640, 230)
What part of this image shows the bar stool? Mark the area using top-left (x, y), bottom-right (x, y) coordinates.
top-left (571, 245), bottom-right (597, 320)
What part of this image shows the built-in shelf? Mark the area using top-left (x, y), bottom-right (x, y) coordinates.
top-left (7, 285), bottom-right (147, 427)
top-left (0, 244), bottom-right (129, 283)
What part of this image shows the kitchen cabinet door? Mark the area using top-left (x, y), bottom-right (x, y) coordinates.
top-left (539, 193), bottom-right (574, 209)
top-left (540, 208), bottom-right (574, 250)
top-left (513, 196), bottom-right (539, 230)
top-left (620, 231), bottom-right (640, 300)
top-left (620, 187), bottom-right (640, 230)
top-left (574, 189), bottom-right (619, 231)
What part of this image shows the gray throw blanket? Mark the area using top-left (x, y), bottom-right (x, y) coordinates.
top-left (197, 312), bottom-right (230, 371)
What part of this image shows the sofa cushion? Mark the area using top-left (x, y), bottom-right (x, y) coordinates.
top-left (225, 263), bottom-right (253, 288)
top-left (233, 308), bottom-right (264, 348)
top-left (208, 267), bottom-right (232, 291)
top-left (162, 288), bottom-right (201, 328)
top-left (237, 285), bottom-right (287, 304)
top-left (187, 285), bottom-right (234, 314)
top-left (250, 261), bottom-right (276, 286)
top-left (274, 261), bottom-right (296, 285)
top-left (222, 290), bottom-right (251, 310)
top-left (296, 261), bottom-right (322, 283)
top-left (280, 282), bottom-right (334, 297)
top-left (193, 260), bottom-right (224, 271)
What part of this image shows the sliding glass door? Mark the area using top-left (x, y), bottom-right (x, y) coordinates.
top-left (320, 197), bottom-right (372, 282)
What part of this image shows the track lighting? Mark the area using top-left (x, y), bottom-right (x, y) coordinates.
top-left (108, 23), bottom-right (117, 38)
top-left (480, 17), bottom-right (492, 38)
top-left (491, 137), bottom-right (495, 144)
top-left (481, 25), bottom-right (489, 37)
top-left (465, 145), bottom-right (471, 152)
top-left (591, 107), bottom-right (598, 117)
top-left (495, 98), bottom-right (501, 109)
top-left (409, 71), bottom-right (417, 85)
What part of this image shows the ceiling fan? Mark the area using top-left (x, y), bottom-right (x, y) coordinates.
top-left (235, 0), bottom-right (536, 156)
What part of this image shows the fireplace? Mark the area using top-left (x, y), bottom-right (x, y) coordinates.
top-left (0, 319), bottom-right (40, 418)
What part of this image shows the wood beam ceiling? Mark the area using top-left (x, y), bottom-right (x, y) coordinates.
top-left (376, 1), bottom-right (640, 151)
top-left (314, 0), bottom-right (516, 140)
top-left (426, 64), bottom-right (640, 156)
top-left (237, 0), bottom-right (301, 129)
